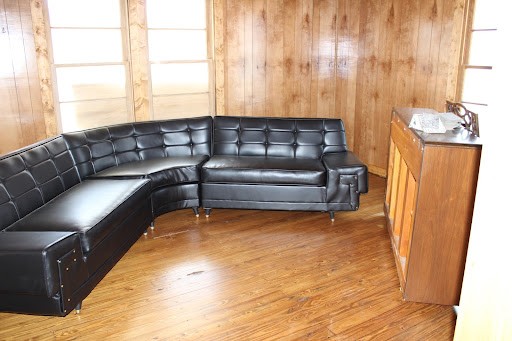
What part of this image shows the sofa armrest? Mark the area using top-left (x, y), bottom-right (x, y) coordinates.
top-left (322, 152), bottom-right (368, 208)
top-left (0, 231), bottom-right (86, 298)
top-left (322, 152), bottom-right (368, 193)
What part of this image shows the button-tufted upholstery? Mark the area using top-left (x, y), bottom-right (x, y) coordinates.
top-left (0, 137), bottom-right (80, 231)
top-left (213, 116), bottom-right (347, 158)
top-left (63, 117), bottom-right (212, 179)
top-left (62, 117), bottom-right (212, 216)
top-left (202, 116), bottom-right (367, 214)
top-left (0, 114), bottom-right (367, 317)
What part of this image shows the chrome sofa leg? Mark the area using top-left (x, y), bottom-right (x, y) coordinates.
top-left (329, 211), bottom-right (335, 222)
top-left (192, 207), bottom-right (200, 217)
top-left (204, 208), bottom-right (211, 218)
top-left (75, 302), bottom-right (82, 314)
top-left (150, 221), bottom-right (155, 230)
top-left (144, 229), bottom-right (148, 236)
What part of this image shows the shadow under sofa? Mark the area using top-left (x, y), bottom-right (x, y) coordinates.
top-left (0, 115), bottom-right (367, 317)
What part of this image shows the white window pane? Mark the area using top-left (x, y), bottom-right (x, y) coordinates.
top-left (472, 0), bottom-right (497, 30)
top-left (147, 0), bottom-right (206, 29)
top-left (468, 31), bottom-right (496, 66)
top-left (148, 30), bottom-right (207, 61)
top-left (460, 102), bottom-right (487, 116)
top-left (153, 93), bottom-right (209, 120)
top-left (51, 29), bottom-right (123, 64)
top-left (47, 0), bottom-right (121, 28)
top-left (151, 63), bottom-right (208, 95)
top-left (60, 98), bottom-right (130, 132)
top-left (56, 65), bottom-right (126, 102)
top-left (461, 69), bottom-right (492, 105)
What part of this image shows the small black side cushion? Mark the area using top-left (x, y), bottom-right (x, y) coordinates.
top-left (90, 155), bottom-right (209, 189)
top-left (202, 155), bottom-right (326, 186)
top-left (0, 231), bottom-right (80, 297)
top-left (322, 152), bottom-right (368, 194)
top-left (5, 179), bottom-right (151, 254)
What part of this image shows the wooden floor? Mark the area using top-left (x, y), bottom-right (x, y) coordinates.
top-left (0, 175), bottom-right (456, 340)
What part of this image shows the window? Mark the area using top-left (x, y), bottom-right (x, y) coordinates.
top-left (47, 0), bottom-right (132, 132)
top-left (147, 0), bottom-right (212, 119)
top-left (45, 0), bottom-right (212, 132)
top-left (460, 0), bottom-right (497, 116)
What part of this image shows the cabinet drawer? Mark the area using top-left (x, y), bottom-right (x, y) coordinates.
top-left (391, 116), bottom-right (422, 179)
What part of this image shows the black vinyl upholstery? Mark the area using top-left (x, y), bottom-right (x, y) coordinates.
top-left (0, 114), bottom-right (367, 317)
top-left (62, 117), bottom-right (212, 216)
top-left (202, 155), bottom-right (326, 185)
top-left (0, 137), bottom-right (80, 231)
top-left (6, 179), bottom-right (151, 254)
top-left (212, 116), bottom-right (347, 157)
top-left (202, 116), bottom-right (367, 212)
top-left (62, 117), bottom-right (212, 179)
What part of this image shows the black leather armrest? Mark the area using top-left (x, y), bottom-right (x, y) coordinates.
top-left (322, 151), bottom-right (368, 193)
top-left (0, 231), bottom-right (83, 298)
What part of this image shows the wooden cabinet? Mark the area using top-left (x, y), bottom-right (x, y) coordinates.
top-left (384, 107), bottom-right (481, 305)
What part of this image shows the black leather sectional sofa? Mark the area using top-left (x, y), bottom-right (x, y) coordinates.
top-left (0, 115), bottom-right (367, 316)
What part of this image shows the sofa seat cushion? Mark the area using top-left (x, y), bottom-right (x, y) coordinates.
top-left (5, 179), bottom-right (151, 254)
top-left (202, 156), bottom-right (326, 186)
top-left (90, 156), bottom-right (209, 189)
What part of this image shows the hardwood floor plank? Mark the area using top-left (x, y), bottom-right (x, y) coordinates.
top-left (0, 175), bottom-right (455, 340)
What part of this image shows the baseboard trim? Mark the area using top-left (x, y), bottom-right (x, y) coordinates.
top-left (368, 165), bottom-right (387, 178)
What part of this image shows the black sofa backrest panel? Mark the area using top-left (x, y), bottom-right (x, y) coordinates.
top-left (0, 137), bottom-right (80, 231)
top-left (62, 116), bottom-right (213, 179)
top-left (213, 116), bottom-right (347, 158)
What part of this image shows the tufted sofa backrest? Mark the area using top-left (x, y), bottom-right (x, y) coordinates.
top-left (213, 116), bottom-right (347, 158)
top-left (0, 137), bottom-right (81, 231)
top-left (62, 117), bottom-right (212, 179)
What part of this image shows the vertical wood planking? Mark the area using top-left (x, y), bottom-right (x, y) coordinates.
top-left (308, 0), bottom-right (320, 116)
top-left (298, 0), bottom-right (313, 116)
top-left (354, 0), bottom-right (381, 165)
top-left (0, 0), bottom-right (470, 169)
top-left (17, 0), bottom-right (45, 141)
top-left (0, 0), bottom-right (46, 155)
top-left (225, 0), bottom-right (245, 115)
top-left (251, 0), bottom-right (266, 116)
top-left (265, 0), bottom-right (284, 116)
top-left (214, 0), bottom-right (226, 115)
top-left (371, 0), bottom-right (388, 168)
top-left (283, 0), bottom-right (300, 116)
top-left (30, 0), bottom-right (56, 138)
top-left (6, 0), bottom-right (37, 145)
top-left (243, 0), bottom-right (253, 116)
top-left (425, 0), bottom-right (445, 108)
top-left (444, 0), bottom-right (466, 103)
top-left (128, 0), bottom-right (150, 122)
top-left (335, 0), bottom-right (360, 149)
top-left (373, 0), bottom-right (398, 168)
top-left (315, 0), bottom-right (337, 118)
top-left (411, 0), bottom-right (435, 108)
top-left (200, 0), bottom-right (469, 173)
top-left (0, 0), bottom-right (24, 153)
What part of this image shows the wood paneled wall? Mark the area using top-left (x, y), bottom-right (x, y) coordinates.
top-left (0, 0), bottom-right (46, 155)
top-left (1, 0), bottom-right (467, 173)
top-left (214, 0), bottom-right (466, 175)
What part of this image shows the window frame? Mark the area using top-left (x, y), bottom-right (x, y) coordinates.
top-left (457, 0), bottom-right (496, 115)
top-left (145, 0), bottom-right (215, 120)
top-left (40, 0), bottom-right (214, 133)
top-left (45, 0), bottom-right (135, 132)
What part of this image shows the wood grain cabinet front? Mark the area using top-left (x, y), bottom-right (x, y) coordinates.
top-left (384, 107), bottom-right (481, 305)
